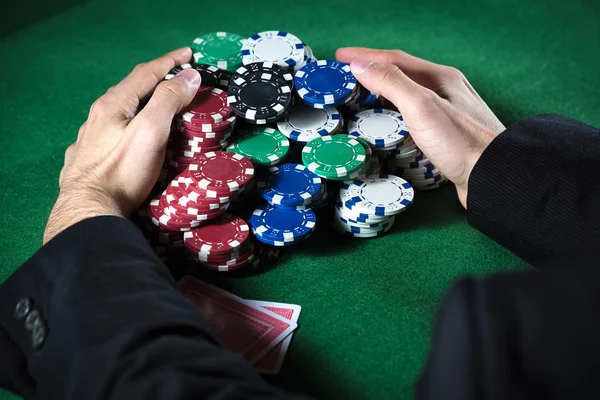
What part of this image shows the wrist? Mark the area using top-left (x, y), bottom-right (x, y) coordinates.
top-left (43, 188), bottom-right (124, 244)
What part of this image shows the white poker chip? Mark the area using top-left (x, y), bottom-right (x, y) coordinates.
top-left (276, 104), bottom-right (342, 143)
top-left (340, 174), bottom-right (414, 217)
top-left (348, 109), bottom-right (409, 148)
top-left (241, 31), bottom-right (305, 69)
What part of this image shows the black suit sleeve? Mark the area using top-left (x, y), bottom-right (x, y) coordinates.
top-left (467, 113), bottom-right (600, 268)
top-left (0, 216), bottom-right (304, 400)
top-left (418, 114), bottom-right (600, 399)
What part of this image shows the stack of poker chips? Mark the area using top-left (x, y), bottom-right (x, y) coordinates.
top-left (182, 213), bottom-right (256, 271)
top-left (333, 174), bottom-right (414, 238)
top-left (277, 104), bottom-right (344, 143)
top-left (383, 141), bottom-right (447, 190)
top-left (301, 134), bottom-right (371, 181)
top-left (241, 31), bottom-right (307, 73)
top-left (347, 108), bottom-right (447, 190)
top-left (227, 62), bottom-right (294, 125)
top-left (226, 126), bottom-right (290, 167)
top-left (338, 83), bottom-right (384, 116)
top-left (138, 151), bottom-right (281, 271)
top-left (248, 163), bottom-right (324, 246)
top-left (274, 104), bottom-right (345, 163)
top-left (150, 151), bottom-right (254, 231)
top-left (164, 62), bottom-right (230, 89)
top-left (161, 86), bottom-right (237, 183)
top-left (293, 43), bottom-right (317, 73)
top-left (294, 60), bottom-right (358, 109)
top-left (192, 32), bottom-right (246, 74)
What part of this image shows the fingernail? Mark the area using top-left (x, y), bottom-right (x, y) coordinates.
top-left (351, 58), bottom-right (372, 75)
top-left (176, 69), bottom-right (201, 88)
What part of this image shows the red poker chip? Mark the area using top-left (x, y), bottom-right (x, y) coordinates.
top-left (173, 176), bottom-right (232, 205)
top-left (168, 135), bottom-right (230, 148)
top-left (147, 198), bottom-right (203, 231)
top-left (174, 130), bottom-right (233, 144)
top-left (163, 185), bottom-right (227, 215)
top-left (179, 87), bottom-right (232, 124)
top-left (159, 193), bottom-right (225, 218)
top-left (170, 133), bottom-right (232, 147)
top-left (161, 196), bottom-right (228, 222)
top-left (192, 242), bottom-right (256, 263)
top-left (179, 143), bottom-right (228, 155)
top-left (198, 252), bottom-right (256, 272)
top-left (184, 183), bottom-right (243, 201)
top-left (174, 114), bottom-right (236, 133)
top-left (175, 131), bottom-right (232, 144)
top-left (187, 151), bottom-right (254, 193)
top-left (182, 213), bottom-right (250, 254)
top-left (181, 170), bottom-right (247, 200)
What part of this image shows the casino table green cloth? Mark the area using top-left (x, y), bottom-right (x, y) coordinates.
top-left (1, 0), bottom-right (599, 398)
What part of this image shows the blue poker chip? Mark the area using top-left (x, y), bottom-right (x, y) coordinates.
top-left (359, 92), bottom-right (379, 106)
top-left (334, 201), bottom-right (388, 223)
top-left (252, 228), bottom-right (313, 246)
top-left (257, 163), bottom-right (322, 206)
top-left (300, 83), bottom-right (360, 110)
top-left (336, 214), bottom-right (391, 229)
top-left (334, 217), bottom-right (394, 234)
top-left (295, 60), bottom-right (357, 105)
top-left (270, 182), bottom-right (329, 210)
top-left (249, 204), bottom-right (317, 242)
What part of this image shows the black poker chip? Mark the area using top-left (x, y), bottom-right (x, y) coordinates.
top-left (164, 63), bottom-right (229, 88)
top-left (227, 62), bottom-right (293, 124)
top-left (234, 62), bottom-right (294, 90)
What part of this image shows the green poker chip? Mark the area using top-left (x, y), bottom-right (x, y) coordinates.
top-left (227, 127), bottom-right (290, 166)
top-left (301, 134), bottom-right (367, 179)
top-left (352, 137), bottom-right (373, 179)
top-left (191, 32), bottom-right (245, 72)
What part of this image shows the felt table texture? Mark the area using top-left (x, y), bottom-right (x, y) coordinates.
top-left (1, 0), bottom-right (599, 398)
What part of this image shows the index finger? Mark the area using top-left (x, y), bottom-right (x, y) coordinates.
top-left (336, 47), bottom-right (446, 89)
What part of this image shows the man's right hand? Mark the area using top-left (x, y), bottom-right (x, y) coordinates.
top-left (336, 48), bottom-right (505, 208)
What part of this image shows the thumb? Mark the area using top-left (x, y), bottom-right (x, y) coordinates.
top-left (350, 58), bottom-right (430, 115)
top-left (135, 68), bottom-right (201, 133)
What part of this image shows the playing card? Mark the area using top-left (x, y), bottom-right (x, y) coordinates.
top-left (178, 276), bottom-right (298, 363)
top-left (246, 300), bottom-right (302, 374)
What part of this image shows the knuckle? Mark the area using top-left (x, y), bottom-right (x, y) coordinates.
top-left (89, 95), bottom-right (109, 116)
top-left (66, 142), bottom-right (77, 154)
top-left (444, 66), bottom-right (466, 82)
top-left (415, 89), bottom-right (438, 110)
top-left (77, 122), bottom-right (86, 137)
top-left (133, 62), bottom-right (147, 73)
top-left (380, 64), bottom-right (408, 88)
top-left (155, 80), bottom-right (186, 99)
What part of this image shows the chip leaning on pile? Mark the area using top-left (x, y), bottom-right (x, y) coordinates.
top-left (1, 29), bottom-right (600, 400)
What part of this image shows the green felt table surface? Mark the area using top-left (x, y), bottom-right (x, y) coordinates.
top-left (1, 0), bottom-right (599, 398)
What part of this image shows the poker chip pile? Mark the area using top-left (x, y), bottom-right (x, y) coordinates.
top-left (348, 109), bottom-right (448, 190)
top-left (135, 30), bottom-right (450, 272)
top-left (226, 126), bottom-right (290, 166)
top-left (334, 174), bottom-right (414, 237)
top-left (249, 163), bottom-right (327, 246)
